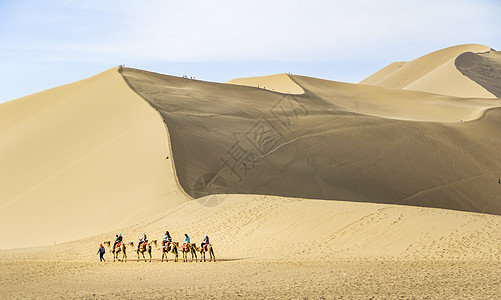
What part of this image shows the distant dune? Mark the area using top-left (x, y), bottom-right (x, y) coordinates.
top-left (1, 44), bottom-right (501, 251)
top-left (227, 73), bottom-right (304, 94)
top-left (361, 44), bottom-right (495, 98)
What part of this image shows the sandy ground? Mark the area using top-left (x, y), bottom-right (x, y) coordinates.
top-left (1, 258), bottom-right (501, 299)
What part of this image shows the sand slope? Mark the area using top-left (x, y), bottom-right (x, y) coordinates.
top-left (121, 67), bottom-right (501, 215)
top-left (0, 68), bottom-right (188, 250)
top-left (2, 194), bottom-right (501, 262)
top-left (361, 44), bottom-right (495, 98)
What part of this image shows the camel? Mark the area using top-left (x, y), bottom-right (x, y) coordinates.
top-left (161, 241), bottom-right (179, 262)
top-left (181, 243), bottom-right (198, 262)
top-left (110, 242), bottom-right (127, 262)
top-left (199, 243), bottom-right (216, 262)
top-left (132, 241), bottom-right (153, 262)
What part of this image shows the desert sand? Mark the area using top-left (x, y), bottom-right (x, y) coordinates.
top-left (1, 44), bottom-right (501, 298)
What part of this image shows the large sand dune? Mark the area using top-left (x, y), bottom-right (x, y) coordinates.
top-left (0, 68), bottom-right (188, 249)
top-left (121, 67), bottom-right (501, 216)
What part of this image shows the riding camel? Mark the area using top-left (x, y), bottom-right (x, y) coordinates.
top-left (132, 241), bottom-right (153, 262)
top-left (181, 243), bottom-right (198, 262)
top-left (199, 243), bottom-right (216, 262)
top-left (111, 242), bottom-right (127, 262)
top-left (161, 241), bottom-right (179, 262)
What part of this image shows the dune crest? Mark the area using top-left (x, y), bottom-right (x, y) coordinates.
top-left (227, 73), bottom-right (304, 94)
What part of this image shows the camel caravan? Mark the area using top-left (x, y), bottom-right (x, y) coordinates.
top-left (101, 232), bottom-right (215, 263)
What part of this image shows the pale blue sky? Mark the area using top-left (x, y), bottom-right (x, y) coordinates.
top-left (0, 0), bottom-right (500, 103)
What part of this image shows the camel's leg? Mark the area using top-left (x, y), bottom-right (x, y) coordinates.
top-left (148, 250), bottom-right (151, 262)
top-left (211, 249), bottom-right (215, 262)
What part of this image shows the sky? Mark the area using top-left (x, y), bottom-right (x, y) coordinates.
top-left (0, 0), bottom-right (500, 103)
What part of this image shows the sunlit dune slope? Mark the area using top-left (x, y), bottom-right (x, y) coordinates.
top-left (361, 44), bottom-right (496, 98)
top-left (121, 67), bottom-right (501, 215)
top-left (0, 68), bottom-right (188, 250)
top-left (4, 194), bottom-right (501, 262)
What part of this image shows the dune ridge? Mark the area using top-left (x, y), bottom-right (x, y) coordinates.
top-left (227, 73), bottom-right (304, 94)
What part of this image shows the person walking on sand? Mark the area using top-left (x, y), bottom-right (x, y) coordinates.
top-left (97, 243), bottom-right (106, 262)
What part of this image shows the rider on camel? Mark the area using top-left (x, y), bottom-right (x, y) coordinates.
top-left (183, 234), bottom-right (190, 249)
top-left (162, 231), bottom-right (172, 248)
top-left (113, 233), bottom-right (123, 249)
top-left (201, 233), bottom-right (209, 251)
top-left (138, 233), bottom-right (147, 250)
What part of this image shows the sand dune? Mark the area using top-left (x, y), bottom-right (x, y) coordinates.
top-left (0, 68), bottom-right (188, 250)
top-left (361, 44), bottom-right (495, 98)
top-left (121, 67), bottom-right (501, 216)
top-left (227, 73), bottom-right (304, 94)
